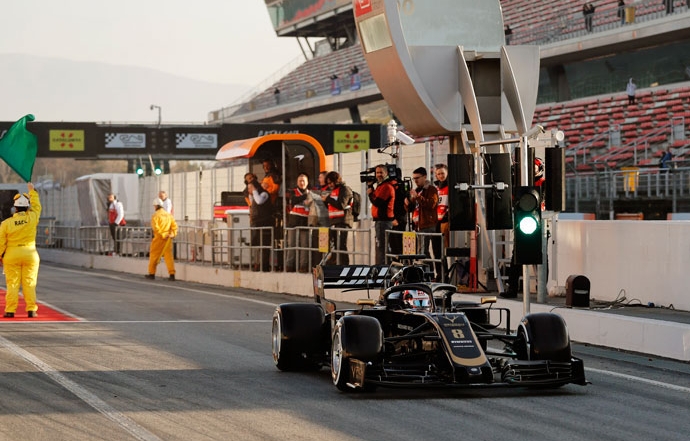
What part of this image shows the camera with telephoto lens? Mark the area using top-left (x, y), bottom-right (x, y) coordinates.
top-left (360, 167), bottom-right (377, 184)
top-left (360, 164), bottom-right (400, 184)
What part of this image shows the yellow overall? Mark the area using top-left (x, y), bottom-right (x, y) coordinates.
top-left (0, 190), bottom-right (41, 314)
top-left (148, 208), bottom-right (178, 276)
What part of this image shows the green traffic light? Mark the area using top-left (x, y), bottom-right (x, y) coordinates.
top-left (518, 215), bottom-right (538, 234)
top-left (513, 186), bottom-right (543, 264)
top-left (136, 168), bottom-right (144, 176)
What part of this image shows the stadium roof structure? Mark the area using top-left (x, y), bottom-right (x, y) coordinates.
top-left (211, 1), bottom-right (690, 171)
top-left (271, 1), bottom-right (355, 39)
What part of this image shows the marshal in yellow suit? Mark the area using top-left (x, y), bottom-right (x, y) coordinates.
top-left (146, 198), bottom-right (178, 280)
top-left (0, 183), bottom-right (41, 318)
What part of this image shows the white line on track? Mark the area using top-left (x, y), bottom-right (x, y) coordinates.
top-left (586, 367), bottom-right (690, 394)
top-left (62, 320), bottom-right (272, 324)
top-left (0, 333), bottom-right (163, 441)
top-left (51, 266), bottom-right (281, 307)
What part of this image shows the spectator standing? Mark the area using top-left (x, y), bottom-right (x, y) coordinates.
top-left (274, 87), bottom-right (280, 104)
top-left (107, 193), bottom-right (125, 255)
top-left (308, 171), bottom-right (330, 266)
top-left (665, 0), bottom-right (674, 15)
top-left (0, 183), bottom-right (41, 318)
top-left (285, 173), bottom-right (312, 273)
top-left (367, 164), bottom-right (396, 265)
top-left (244, 173), bottom-right (274, 271)
top-left (582, 3), bottom-right (595, 32)
top-left (434, 164), bottom-right (450, 278)
top-left (322, 171), bottom-right (353, 265)
top-left (504, 24), bottom-right (513, 44)
top-left (330, 74), bottom-right (341, 95)
top-left (145, 198), bottom-right (178, 281)
top-left (405, 167), bottom-right (440, 279)
top-left (350, 65), bottom-right (361, 91)
top-left (626, 77), bottom-right (637, 105)
top-left (434, 164), bottom-right (450, 249)
top-left (660, 149), bottom-right (673, 170)
top-left (158, 190), bottom-right (173, 214)
top-left (617, 1), bottom-right (626, 25)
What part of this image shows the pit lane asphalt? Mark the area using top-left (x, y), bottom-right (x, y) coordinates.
top-left (0, 263), bottom-right (688, 441)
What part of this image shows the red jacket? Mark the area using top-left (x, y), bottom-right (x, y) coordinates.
top-left (368, 179), bottom-right (395, 221)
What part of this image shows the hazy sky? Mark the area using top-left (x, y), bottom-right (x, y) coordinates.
top-left (0, 1), bottom-right (309, 122)
top-left (1, 0), bottom-right (304, 85)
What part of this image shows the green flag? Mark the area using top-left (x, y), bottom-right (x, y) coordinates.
top-left (0, 114), bottom-right (38, 182)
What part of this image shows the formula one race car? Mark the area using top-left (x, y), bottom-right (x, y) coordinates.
top-left (271, 256), bottom-right (587, 392)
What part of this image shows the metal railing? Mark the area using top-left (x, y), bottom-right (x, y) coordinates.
top-left (37, 222), bottom-right (373, 273)
top-left (385, 229), bottom-right (448, 282)
top-left (566, 165), bottom-right (690, 216)
top-left (513, 0), bottom-right (689, 46)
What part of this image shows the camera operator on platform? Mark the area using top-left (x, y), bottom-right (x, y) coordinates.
top-left (366, 164), bottom-right (396, 265)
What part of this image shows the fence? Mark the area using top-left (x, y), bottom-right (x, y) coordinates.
top-left (36, 221), bottom-right (377, 274)
top-left (565, 165), bottom-right (690, 215)
top-left (34, 220), bottom-right (465, 282)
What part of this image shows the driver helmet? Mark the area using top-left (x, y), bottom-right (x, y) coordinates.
top-left (534, 157), bottom-right (545, 179)
top-left (403, 290), bottom-right (431, 310)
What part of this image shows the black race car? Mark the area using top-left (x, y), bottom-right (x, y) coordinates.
top-left (271, 257), bottom-right (587, 392)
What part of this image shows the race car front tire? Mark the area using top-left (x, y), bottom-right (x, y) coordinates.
top-left (331, 315), bottom-right (383, 391)
top-left (272, 303), bottom-right (326, 371)
top-left (515, 312), bottom-right (572, 362)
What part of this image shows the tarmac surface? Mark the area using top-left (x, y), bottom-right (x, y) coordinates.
top-left (35, 249), bottom-right (690, 362)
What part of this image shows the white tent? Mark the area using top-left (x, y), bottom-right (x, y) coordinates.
top-left (75, 173), bottom-right (140, 226)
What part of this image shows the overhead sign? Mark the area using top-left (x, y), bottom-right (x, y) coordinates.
top-left (333, 130), bottom-right (369, 152)
top-left (0, 121), bottom-right (384, 159)
top-left (175, 133), bottom-right (218, 149)
top-left (105, 132), bottom-right (146, 148)
top-left (49, 130), bottom-right (85, 151)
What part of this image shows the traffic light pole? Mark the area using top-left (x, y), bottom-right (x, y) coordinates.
top-left (538, 212), bottom-right (549, 303)
top-left (520, 135), bottom-right (531, 314)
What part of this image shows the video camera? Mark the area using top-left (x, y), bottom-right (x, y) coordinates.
top-left (360, 163), bottom-right (400, 184)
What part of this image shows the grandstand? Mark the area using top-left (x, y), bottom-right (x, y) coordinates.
top-left (209, 0), bottom-right (690, 218)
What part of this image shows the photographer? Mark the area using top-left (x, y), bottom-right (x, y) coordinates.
top-left (244, 173), bottom-right (273, 271)
top-left (366, 164), bottom-right (395, 265)
top-left (322, 171), bottom-right (353, 265)
top-left (405, 167), bottom-right (439, 280)
top-left (285, 173), bottom-right (312, 273)
top-left (389, 168), bottom-right (410, 257)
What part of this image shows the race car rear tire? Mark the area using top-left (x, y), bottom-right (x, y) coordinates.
top-left (331, 315), bottom-right (383, 391)
top-left (515, 312), bottom-right (572, 362)
top-left (272, 303), bottom-right (326, 371)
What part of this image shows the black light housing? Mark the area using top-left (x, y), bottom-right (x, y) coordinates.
top-left (513, 186), bottom-right (542, 264)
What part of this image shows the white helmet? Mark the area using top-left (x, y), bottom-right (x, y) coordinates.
top-left (13, 193), bottom-right (30, 208)
top-left (403, 290), bottom-right (431, 310)
top-left (153, 197), bottom-right (164, 207)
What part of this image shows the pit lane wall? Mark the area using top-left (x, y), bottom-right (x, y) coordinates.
top-left (551, 218), bottom-right (690, 311)
top-left (38, 249), bottom-right (690, 361)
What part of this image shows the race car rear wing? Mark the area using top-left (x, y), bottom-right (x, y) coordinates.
top-left (312, 264), bottom-right (391, 309)
top-left (312, 254), bottom-right (437, 311)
